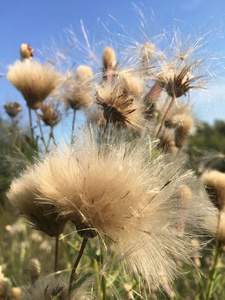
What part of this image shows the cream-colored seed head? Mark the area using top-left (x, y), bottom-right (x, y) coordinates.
top-left (7, 170), bottom-right (67, 237)
top-left (22, 128), bottom-right (217, 288)
top-left (62, 65), bottom-right (93, 111)
top-left (7, 60), bottom-right (62, 109)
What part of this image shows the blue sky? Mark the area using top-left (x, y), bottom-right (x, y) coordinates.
top-left (1, 0), bottom-right (225, 139)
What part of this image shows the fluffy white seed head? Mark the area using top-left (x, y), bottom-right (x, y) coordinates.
top-left (62, 66), bottom-right (93, 111)
top-left (7, 170), bottom-right (67, 237)
top-left (7, 60), bottom-right (62, 109)
top-left (20, 128), bottom-right (216, 288)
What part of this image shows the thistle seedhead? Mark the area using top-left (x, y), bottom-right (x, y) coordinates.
top-left (201, 170), bottom-right (225, 210)
top-left (4, 102), bottom-right (22, 118)
top-left (62, 66), bottom-right (93, 111)
top-left (20, 43), bottom-right (34, 61)
top-left (26, 128), bottom-right (216, 288)
top-left (156, 62), bottom-right (203, 98)
top-left (7, 170), bottom-right (67, 237)
top-left (7, 60), bottom-right (62, 110)
top-left (96, 77), bottom-right (144, 129)
top-left (40, 100), bottom-right (61, 127)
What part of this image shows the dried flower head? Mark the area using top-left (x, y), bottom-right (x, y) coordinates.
top-left (7, 170), bottom-right (67, 237)
top-left (7, 60), bottom-right (62, 109)
top-left (201, 170), bottom-right (225, 210)
top-left (25, 128), bottom-right (216, 288)
top-left (62, 66), bottom-right (93, 111)
top-left (96, 77), bottom-right (144, 129)
top-left (20, 43), bottom-right (34, 61)
top-left (40, 100), bottom-right (61, 127)
top-left (4, 102), bottom-right (22, 118)
top-left (156, 62), bottom-right (203, 98)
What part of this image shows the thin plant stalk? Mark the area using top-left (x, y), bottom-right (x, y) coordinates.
top-left (156, 96), bottom-right (176, 138)
top-left (100, 245), bottom-right (107, 300)
top-left (35, 110), bottom-right (48, 151)
top-left (71, 109), bottom-right (76, 144)
top-left (69, 237), bottom-right (88, 295)
top-left (205, 213), bottom-right (221, 300)
top-left (54, 235), bottom-right (59, 273)
top-left (28, 107), bottom-right (34, 141)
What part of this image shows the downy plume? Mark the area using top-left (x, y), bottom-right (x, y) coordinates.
top-left (23, 127), bottom-right (216, 288)
top-left (7, 60), bottom-right (62, 110)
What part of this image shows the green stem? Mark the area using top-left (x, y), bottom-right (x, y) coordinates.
top-left (69, 237), bottom-right (88, 295)
top-left (35, 110), bottom-right (48, 152)
top-left (100, 241), bottom-right (107, 300)
top-left (71, 109), bottom-right (76, 144)
top-left (54, 235), bottom-right (59, 273)
top-left (156, 96), bottom-right (176, 138)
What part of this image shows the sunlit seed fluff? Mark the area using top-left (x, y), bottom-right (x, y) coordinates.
top-left (96, 78), bottom-right (144, 129)
top-left (62, 66), bottom-right (93, 111)
top-left (29, 128), bottom-right (216, 288)
top-left (20, 43), bottom-right (34, 61)
top-left (201, 170), bottom-right (225, 210)
top-left (7, 170), bottom-right (67, 237)
top-left (4, 102), bottom-right (22, 118)
top-left (7, 60), bottom-right (62, 109)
